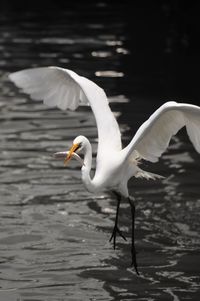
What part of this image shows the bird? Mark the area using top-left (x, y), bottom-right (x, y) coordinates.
top-left (9, 66), bottom-right (200, 274)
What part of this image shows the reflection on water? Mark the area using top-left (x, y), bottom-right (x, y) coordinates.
top-left (0, 3), bottom-right (200, 301)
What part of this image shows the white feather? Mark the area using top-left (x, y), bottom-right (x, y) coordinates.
top-left (9, 66), bottom-right (122, 163)
top-left (123, 101), bottom-right (200, 162)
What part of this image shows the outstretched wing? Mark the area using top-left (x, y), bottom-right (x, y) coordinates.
top-left (123, 101), bottom-right (200, 162)
top-left (9, 66), bottom-right (122, 160)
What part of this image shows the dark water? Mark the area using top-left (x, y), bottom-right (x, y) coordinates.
top-left (0, 2), bottom-right (200, 301)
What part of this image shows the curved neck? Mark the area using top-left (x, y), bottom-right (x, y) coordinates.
top-left (81, 139), bottom-right (96, 192)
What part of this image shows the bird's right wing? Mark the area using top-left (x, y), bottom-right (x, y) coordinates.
top-left (123, 101), bottom-right (200, 162)
top-left (9, 66), bottom-right (122, 161)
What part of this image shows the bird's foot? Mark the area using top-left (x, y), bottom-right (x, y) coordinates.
top-left (109, 225), bottom-right (126, 249)
top-left (131, 246), bottom-right (139, 275)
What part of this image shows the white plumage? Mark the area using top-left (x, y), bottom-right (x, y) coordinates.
top-left (123, 101), bottom-right (200, 162)
top-left (9, 66), bottom-right (200, 273)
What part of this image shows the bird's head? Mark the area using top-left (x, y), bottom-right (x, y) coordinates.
top-left (63, 135), bottom-right (86, 166)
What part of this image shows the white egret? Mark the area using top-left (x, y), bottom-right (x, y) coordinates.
top-left (9, 67), bottom-right (200, 274)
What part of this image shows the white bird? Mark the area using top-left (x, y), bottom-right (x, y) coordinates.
top-left (9, 66), bottom-right (200, 274)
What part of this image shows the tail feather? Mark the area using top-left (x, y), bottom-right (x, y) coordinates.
top-left (135, 168), bottom-right (164, 180)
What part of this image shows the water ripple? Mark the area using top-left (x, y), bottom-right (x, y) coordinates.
top-left (0, 5), bottom-right (199, 301)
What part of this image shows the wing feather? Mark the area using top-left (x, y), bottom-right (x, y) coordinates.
top-left (9, 66), bottom-right (122, 159)
top-left (123, 101), bottom-right (200, 162)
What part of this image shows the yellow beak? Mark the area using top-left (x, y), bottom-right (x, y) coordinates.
top-left (64, 143), bottom-right (80, 166)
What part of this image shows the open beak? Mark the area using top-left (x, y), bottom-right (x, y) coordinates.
top-left (64, 143), bottom-right (80, 166)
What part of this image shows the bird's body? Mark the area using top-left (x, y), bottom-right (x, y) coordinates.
top-left (9, 66), bottom-right (200, 274)
top-left (85, 147), bottom-right (133, 196)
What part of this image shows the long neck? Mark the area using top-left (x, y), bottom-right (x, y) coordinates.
top-left (81, 139), bottom-right (96, 192)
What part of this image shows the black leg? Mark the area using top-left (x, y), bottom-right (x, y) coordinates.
top-left (109, 192), bottom-right (126, 249)
top-left (128, 197), bottom-right (139, 275)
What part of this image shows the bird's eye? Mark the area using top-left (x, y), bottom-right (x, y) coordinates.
top-left (78, 142), bottom-right (83, 149)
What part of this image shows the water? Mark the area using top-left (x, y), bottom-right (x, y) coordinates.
top-left (0, 2), bottom-right (200, 301)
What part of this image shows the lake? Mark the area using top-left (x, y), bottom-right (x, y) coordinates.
top-left (0, 2), bottom-right (200, 300)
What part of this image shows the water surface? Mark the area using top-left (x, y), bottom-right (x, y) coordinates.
top-left (0, 3), bottom-right (200, 301)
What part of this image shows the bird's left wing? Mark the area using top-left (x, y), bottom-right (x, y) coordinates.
top-left (9, 66), bottom-right (122, 159)
top-left (123, 101), bottom-right (200, 162)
